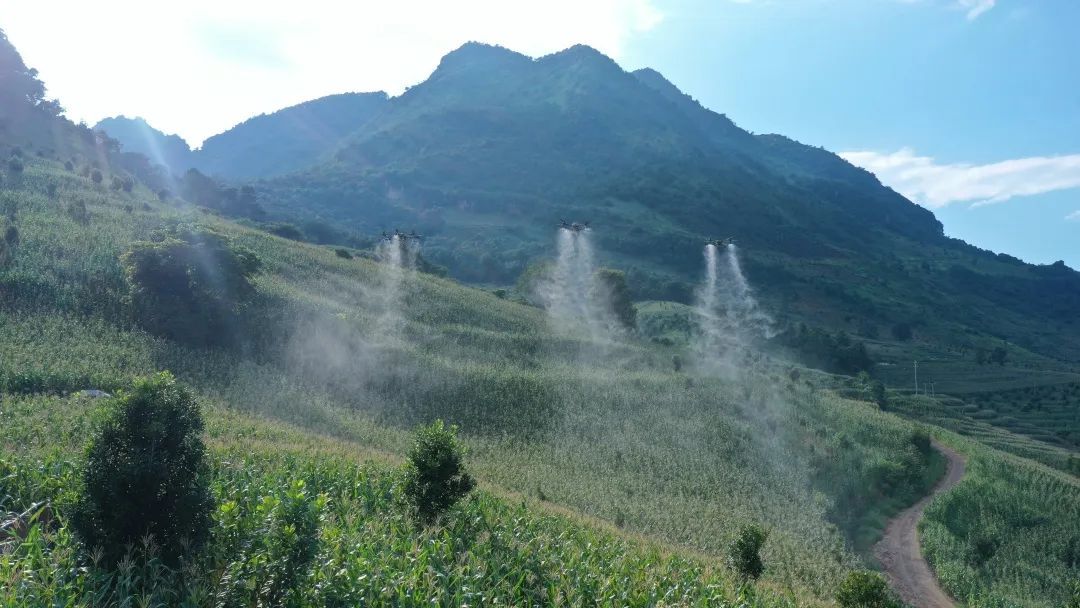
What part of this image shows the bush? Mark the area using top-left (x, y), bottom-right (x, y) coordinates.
top-left (90, 169), bottom-right (102, 184)
top-left (891, 322), bottom-right (913, 341)
top-left (66, 199), bottom-right (90, 225)
top-left (270, 223), bottom-right (304, 241)
top-left (7, 156), bottom-right (23, 173)
top-left (71, 372), bottom-right (213, 567)
top-left (401, 420), bottom-right (475, 523)
top-left (120, 226), bottom-right (261, 346)
top-left (871, 380), bottom-right (887, 409)
top-left (836, 571), bottom-right (899, 608)
top-left (727, 524), bottom-right (767, 580)
top-left (334, 247), bottom-right (353, 259)
top-left (594, 268), bottom-right (637, 330)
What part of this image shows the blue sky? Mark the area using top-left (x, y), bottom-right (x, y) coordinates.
top-left (619, 0), bottom-right (1079, 268)
top-left (2, 0), bottom-right (1075, 267)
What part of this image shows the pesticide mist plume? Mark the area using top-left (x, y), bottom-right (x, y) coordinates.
top-left (693, 242), bottom-right (773, 373)
top-left (543, 226), bottom-right (622, 345)
top-left (374, 234), bottom-right (420, 337)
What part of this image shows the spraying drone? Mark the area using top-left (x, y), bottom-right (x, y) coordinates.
top-left (380, 229), bottom-right (423, 242)
top-left (559, 219), bottom-right (591, 233)
top-left (705, 237), bottom-right (735, 248)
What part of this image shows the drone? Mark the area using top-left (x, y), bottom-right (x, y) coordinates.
top-left (559, 219), bottom-right (591, 232)
top-left (380, 229), bottom-right (423, 242)
top-left (705, 237), bottom-right (735, 248)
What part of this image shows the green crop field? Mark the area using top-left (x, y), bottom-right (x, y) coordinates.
top-left (1, 153), bottom-right (1078, 607)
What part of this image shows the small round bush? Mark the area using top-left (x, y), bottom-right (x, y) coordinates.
top-left (401, 419), bottom-right (475, 523)
top-left (72, 371), bottom-right (212, 566)
top-left (837, 571), bottom-right (900, 608)
top-left (728, 524), bottom-right (767, 580)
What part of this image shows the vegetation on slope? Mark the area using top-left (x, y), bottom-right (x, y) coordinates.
top-left (2, 30), bottom-right (1077, 607)
top-left (920, 432), bottom-right (1080, 607)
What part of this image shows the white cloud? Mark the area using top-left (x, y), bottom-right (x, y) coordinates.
top-left (957, 0), bottom-right (995, 20)
top-left (1067, 210), bottom-right (1080, 222)
top-left (0, 0), bottom-right (663, 146)
top-left (840, 148), bottom-right (1080, 208)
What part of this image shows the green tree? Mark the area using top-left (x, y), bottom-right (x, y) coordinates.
top-left (891, 322), bottom-right (913, 341)
top-left (72, 372), bottom-right (213, 566)
top-left (989, 345), bottom-right (1008, 366)
top-left (120, 226), bottom-right (261, 346)
top-left (871, 380), bottom-right (888, 409)
top-left (727, 524), bottom-right (767, 580)
top-left (836, 571), bottom-right (900, 608)
top-left (594, 268), bottom-right (637, 330)
top-left (401, 420), bottom-right (475, 523)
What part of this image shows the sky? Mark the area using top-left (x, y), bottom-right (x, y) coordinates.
top-left (1, 0), bottom-right (1076, 268)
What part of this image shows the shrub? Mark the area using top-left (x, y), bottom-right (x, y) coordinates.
top-left (891, 322), bottom-right (913, 341)
top-left (7, 156), bottom-right (23, 173)
top-left (871, 380), bottom-right (887, 409)
top-left (120, 226), bottom-right (261, 346)
top-left (593, 268), bottom-right (637, 330)
top-left (270, 223), bottom-right (304, 241)
top-left (4, 224), bottom-right (18, 248)
top-left (727, 524), bottom-right (767, 580)
top-left (66, 199), bottom-right (90, 224)
top-left (334, 247), bottom-right (353, 259)
top-left (90, 169), bottom-right (102, 184)
top-left (401, 419), bottom-right (475, 523)
top-left (836, 571), bottom-right (899, 608)
top-left (71, 372), bottom-right (213, 567)
top-left (64, 160), bottom-right (74, 171)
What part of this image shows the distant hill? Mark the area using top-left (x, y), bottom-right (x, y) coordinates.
top-left (94, 116), bottom-right (194, 172)
top-left (95, 92), bottom-right (390, 179)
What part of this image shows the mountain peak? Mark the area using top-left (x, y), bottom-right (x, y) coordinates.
top-left (435, 42), bottom-right (531, 72)
top-left (539, 44), bottom-right (622, 72)
top-left (632, 68), bottom-right (683, 97)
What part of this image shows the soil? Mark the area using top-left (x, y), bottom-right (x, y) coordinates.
top-left (873, 440), bottom-right (966, 608)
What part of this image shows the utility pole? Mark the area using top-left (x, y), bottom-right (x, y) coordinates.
top-left (914, 360), bottom-right (919, 395)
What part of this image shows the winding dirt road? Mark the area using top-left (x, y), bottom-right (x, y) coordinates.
top-left (873, 440), bottom-right (966, 608)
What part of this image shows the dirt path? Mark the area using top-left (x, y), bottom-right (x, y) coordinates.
top-left (873, 440), bottom-right (966, 608)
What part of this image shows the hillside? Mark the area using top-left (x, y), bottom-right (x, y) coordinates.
top-left (236, 43), bottom-right (1080, 370)
top-left (3, 29), bottom-right (1078, 608)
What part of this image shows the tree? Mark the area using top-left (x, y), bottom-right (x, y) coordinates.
top-left (891, 322), bottom-right (913, 342)
top-left (90, 169), bottom-right (102, 184)
top-left (727, 524), bottom-right (767, 580)
top-left (871, 380), bottom-right (888, 409)
top-left (401, 420), bottom-right (475, 523)
top-left (120, 226), bottom-right (261, 346)
top-left (594, 268), bottom-right (637, 330)
top-left (837, 571), bottom-right (900, 608)
top-left (989, 345), bottom-right (1008, 366)
top-left (72, 372), bottom-right (213, 567)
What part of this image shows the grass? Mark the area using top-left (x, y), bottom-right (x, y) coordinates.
top-left (1, 154), bottom-right (1077, 606)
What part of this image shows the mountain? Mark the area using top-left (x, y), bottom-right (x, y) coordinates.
top-left (94, 115), bottom-right (194, 172)
top-left (195, 92), bottom-right (389, 178)
top-left (96, 92), bottom-right (390, 179)
top-left (249, 42), bottom-right (1080, 364)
